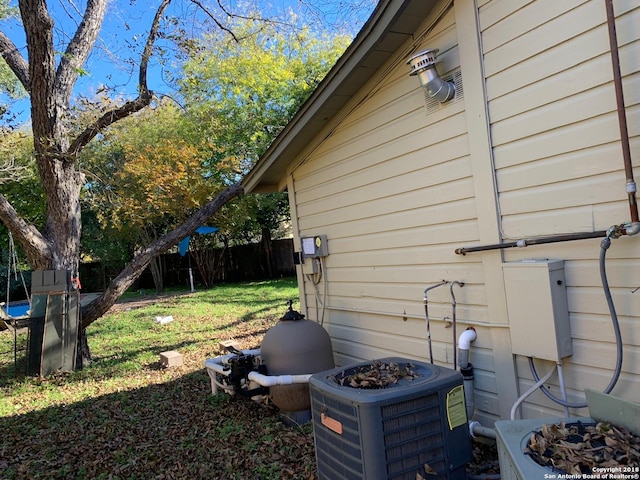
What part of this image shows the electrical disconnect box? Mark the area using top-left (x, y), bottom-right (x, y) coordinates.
top-left (502, 259), bottom-right (572, 362)
top-left (300, 235), bottom-right (328, 275)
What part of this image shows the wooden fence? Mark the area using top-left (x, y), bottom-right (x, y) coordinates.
top-left (79, 238), bottom-right (295, 293)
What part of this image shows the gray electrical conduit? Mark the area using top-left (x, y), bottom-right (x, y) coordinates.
top-left (530, 236), bottom-right (623, 409)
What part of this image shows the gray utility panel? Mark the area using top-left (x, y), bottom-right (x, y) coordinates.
top-left (28, 270), bottom-right (80, 376)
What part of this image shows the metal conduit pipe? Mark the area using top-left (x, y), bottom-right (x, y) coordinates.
top-left (423, 280), bottom-right (449, 364)
top-left (449, 281), bottom-right (464, 370)
top-left (455, 230), bottom-right (608, 255)
top-left (605, 0), bottom-right (640, 230)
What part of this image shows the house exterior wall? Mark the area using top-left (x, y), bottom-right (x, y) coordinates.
top-left (287, 0), bottom-right (639, 424)
top-left (478, 0), bottom-right (640, 420)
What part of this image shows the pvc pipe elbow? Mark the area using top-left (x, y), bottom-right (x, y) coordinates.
top-left (204, 358), bottom-right (231, 376)
top-left (458, 327), bottom-right (477, 350)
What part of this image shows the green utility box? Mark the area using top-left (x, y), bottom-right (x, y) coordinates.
top-left (28, 270), bottom-right (80, 376)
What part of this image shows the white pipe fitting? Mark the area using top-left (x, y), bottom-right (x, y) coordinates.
top-left (457, 327), bottom-right (477, 368)
top-left (204, 349), bottom-right (262, 377)
top-left (247, 371), bottom-right (312, 387)
top-left (458, 328), bottom-right (477, 350)
top-left (204, 350), bottom-right (314, 395)
top-left (469, 421), bottom-right (496, 440)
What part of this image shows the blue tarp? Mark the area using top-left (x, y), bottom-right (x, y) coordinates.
top-left (179, 226), bottom-right (219, 256)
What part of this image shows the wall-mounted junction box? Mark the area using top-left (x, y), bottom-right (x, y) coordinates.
top-left (502, 259), bottom-right (572, 362)
top-left (300, 235), bottom-right (328, 275)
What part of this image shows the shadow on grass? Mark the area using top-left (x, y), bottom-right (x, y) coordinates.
top-left (0, 370), bottom-right (317, 480)
top-left (0, 339), bottom-right (201, 389)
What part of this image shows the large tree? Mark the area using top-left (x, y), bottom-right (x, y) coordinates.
top-left (0, 0), bottom-right (365, 332)
top-left (0, 0), bottom-right (243, 328)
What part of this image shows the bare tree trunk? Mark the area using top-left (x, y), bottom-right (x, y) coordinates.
top-left (148, 257), bottom-right (165, 293)
top-left (261, 226), bottom-right (274, 278)
top-left (0, 0), bottom-right (170, 273)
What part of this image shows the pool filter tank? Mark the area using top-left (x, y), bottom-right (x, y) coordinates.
top-left (260, 301), bottom-right (334, 415)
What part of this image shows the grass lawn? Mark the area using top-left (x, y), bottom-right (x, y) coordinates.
top-left (0, 277), bottom-right (317, 480)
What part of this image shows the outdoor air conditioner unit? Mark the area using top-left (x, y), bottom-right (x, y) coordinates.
top-left (309, 357), bottom-right (472, 480)
top-left (495, 417), bottom-right (594, 480)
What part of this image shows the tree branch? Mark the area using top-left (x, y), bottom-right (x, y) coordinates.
top-left (66, 0), bottom-right (173, 159)
top-left (67, 94), bottom-right (153, 157)
top-left (0, 31), bottom-right (30, 91)
top-left (0, 193), bottom-right (51, 267)
top-left (139, 0), bottom-right (173, 91)
top-left (81, 182), bottom-right (244, 326)
top-left (19, 0), bottom-right (56, 145)
top-left (189, 0), bottom-right (239, 42)
top-left (55, 0), bottom-right (108, 104)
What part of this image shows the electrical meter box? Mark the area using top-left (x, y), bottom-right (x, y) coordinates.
top-left (301, 235), bottom-right (328, 258)
top-left (502, 259), bottom-right (572, 361)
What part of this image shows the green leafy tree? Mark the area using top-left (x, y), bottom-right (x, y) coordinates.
top-left (83, 22), bottom-right (347, 289)
top-left (177, 19), bottom-right (347, 256)
top-left (82, 100), bottom-right (232, 291)
top-left (180, 21), bottom-right (350, 171)
top-left (0, 0), bottom-right (368, 336)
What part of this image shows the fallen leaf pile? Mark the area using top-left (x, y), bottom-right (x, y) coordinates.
top-left (526, 421), bottom-right (640, 474)
top-left (335, 360), bottom-right (420, 388)
top-left (466, 441), bottom-right (500, 477)
top-left (0, 369), bottom-right (318, 480)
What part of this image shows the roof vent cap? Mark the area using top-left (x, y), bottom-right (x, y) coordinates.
top-left (407, 48), bottom-right (455, 103)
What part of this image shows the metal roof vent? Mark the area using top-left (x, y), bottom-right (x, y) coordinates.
top-left (407, 48), bottom-right (455, 103)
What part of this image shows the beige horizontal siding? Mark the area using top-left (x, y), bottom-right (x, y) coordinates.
top-left (287, 0), bottom-right (638, 425)
top-left (291, 4), bottom-right (511, 425)
top-left (482, 0), bottom-right (640, 419)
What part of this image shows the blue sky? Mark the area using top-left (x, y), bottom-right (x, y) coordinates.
top-left (1, 0), bottom-right (375, 124)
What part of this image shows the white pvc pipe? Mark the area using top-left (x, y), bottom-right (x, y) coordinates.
top-left (458, 328), bottom-right (477, 350)
top-left (204, 350), bottom-right (313, 394)
top-left (204, 349), bottom-right (262, 377)
top-left (557, 361), bottom-right (571, 417)
top-left (204, 358), bottom-right (231, 376)
top-left (457, 327), bottom-right (477, 368)
top-left (469, 421), bottom-right (496, 440)
top-left (247, 371), bottom-right (312, 387)
top-left (510, 365), bottom-right (556, 420)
